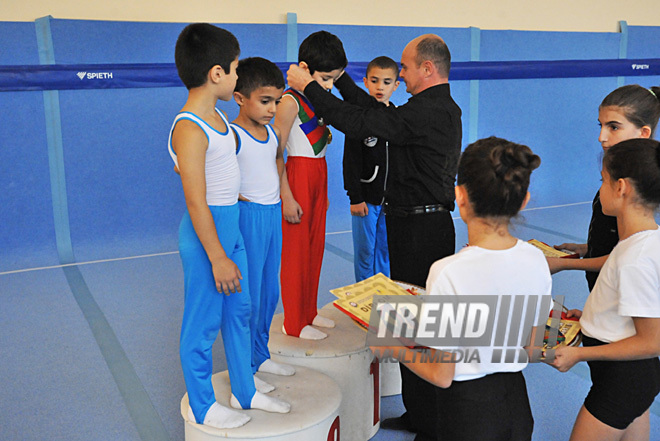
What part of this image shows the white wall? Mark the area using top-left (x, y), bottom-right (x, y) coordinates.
top-left (2, 0), bottom-right (659, 32)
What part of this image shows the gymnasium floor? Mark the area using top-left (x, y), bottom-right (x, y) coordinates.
top-left (2, 202), bottom-right (660, 441)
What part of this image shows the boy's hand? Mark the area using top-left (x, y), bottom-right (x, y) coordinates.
top-left (350, 202), bottom-right (369, 217)
top-left (212, 257), bottom-right (242, 295)
top-left (283, 197), bottom-right (303, 224)
top-left (287, 63), bottom-right (314, 91)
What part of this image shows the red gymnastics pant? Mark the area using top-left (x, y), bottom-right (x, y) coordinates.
top-left (281, 156), bottom-right (327, 337)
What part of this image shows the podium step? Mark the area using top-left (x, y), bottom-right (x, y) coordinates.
top-left (269, 305), bottom-right (381, 440)
top-left (180, 366), bottom-right (341, 441)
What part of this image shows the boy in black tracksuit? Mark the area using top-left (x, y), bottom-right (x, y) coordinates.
top-left (342, 56), bottom-right (399, 282)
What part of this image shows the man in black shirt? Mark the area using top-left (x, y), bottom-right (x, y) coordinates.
top-left (288, 34), bottom-right (462, 441)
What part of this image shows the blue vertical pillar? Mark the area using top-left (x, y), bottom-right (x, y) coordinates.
top-left (35, 15), bottom-right (75, 265)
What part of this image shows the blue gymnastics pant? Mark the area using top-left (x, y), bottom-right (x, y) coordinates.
top-left (239, 200), bottom-right (282, 373)
top-left (351, 202), bottom-right (390, 282)
top-left (178, 203), bottom-right (256, 423)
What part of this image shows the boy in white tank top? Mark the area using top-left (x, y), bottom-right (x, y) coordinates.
top-left (231, 58), bottom-right (296, 383)
top-left (169, 24), bottom-right (289, 430)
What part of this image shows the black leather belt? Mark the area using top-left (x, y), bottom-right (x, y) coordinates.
top-left (384, 203), bottom-right (447, 216)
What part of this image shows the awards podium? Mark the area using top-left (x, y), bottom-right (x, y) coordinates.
top-left (180, 367), bottom-right (341, 441)
top-left (269, 305), bottom-right (380, 441)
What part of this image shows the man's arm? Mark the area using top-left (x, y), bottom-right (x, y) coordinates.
top-left (287, 64), bottom-right (410, 144)
top-left (306, 81), bottom-right (410, 144)
top-left (334, 72), bottom-right (379, 108)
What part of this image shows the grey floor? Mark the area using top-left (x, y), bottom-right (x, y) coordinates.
top-left (2, 202), bottom-right (659, 440)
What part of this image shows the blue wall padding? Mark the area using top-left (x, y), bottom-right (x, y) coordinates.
top-left (1, 22), bottom-right (59, 270)
top-left (625, 26), bottom-right (660, 88)
top-left (1, 18), bottom-right (660, 272)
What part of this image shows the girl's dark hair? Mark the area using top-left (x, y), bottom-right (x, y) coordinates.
top-left (600, 85), bottom-right (660, 137)
top-left (603, 138), bottom-right (660, 208)
top-left (234, 57), bottom-right (285, 96)
top-left (457, 136), bottom-right (541, 218)
top-left (298, 31), bottom-right (347, 75)
top-left (175, 23), bottom-right (240, 90)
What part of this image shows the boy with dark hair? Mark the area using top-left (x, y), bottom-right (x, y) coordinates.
top-left (273, 30), bottom-right (347, 340)
top-left (231, 57), bottom-right (296, 382)
top-left (169, 24), bottom-right (288, 430)
top-left (343, 56), bottom-right (399, 282)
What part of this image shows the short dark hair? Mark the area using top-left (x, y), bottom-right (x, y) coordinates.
top-left (600, 85), bottom-right (660, 137)
top-left (603, 138), bottom-right (660, 209)
top-left (298, 31), bottom-right (347, 75)
top-left (175, 23), bottom-right (240, 90)
top-left (366, 56), bottom-right (400, 78)
top-left (234, 57), bottom-right (284, 97)
top-left (415, 36), bottom-right (451, 76)
top-left (457, 136), bottom-right (541, 218)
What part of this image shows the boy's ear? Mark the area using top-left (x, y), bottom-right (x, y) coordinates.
top-left (233, 91), bottom-right (245, 105)
top-left (298, 61), bottom-right (309, 72)
top-left (363, 77), bottom-right (368, 88)
top-left (209, 65), bottom-right (225, 83)
top-left (640, 125), bottom-right (652, 139)
top-left (393, 80), bottom-right (400, 91)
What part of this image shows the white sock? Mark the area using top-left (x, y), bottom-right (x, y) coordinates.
top-left (282, 324), bottom-right (327, 340)
top-left (230, 391), bottom-right (291, 414)
top-left (258, 359), bottom-right (296, 376)
top-left (188, 402), bottom-right (250, 429)
top-left (312, 315), bottom-right (335, 328)
top-left (254, 375), bottom-right (275, 393)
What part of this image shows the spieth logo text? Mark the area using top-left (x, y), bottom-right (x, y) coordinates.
top-left (368, 294), bottom-right (559, 364)
top-left (76, 71), bottom-right (114, 80)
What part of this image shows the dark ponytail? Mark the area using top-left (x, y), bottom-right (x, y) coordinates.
top-left (600, 85), bottom-right (660, 137)
top-left (457, 137), bottom-right (541, 218)
top-left (603, 138), bottom-right (660, 208)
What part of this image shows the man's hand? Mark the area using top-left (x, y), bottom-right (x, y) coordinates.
top-left (350, 202), bottom-right (369, 217)
top-left (287, 62), bottom-right (314, 91)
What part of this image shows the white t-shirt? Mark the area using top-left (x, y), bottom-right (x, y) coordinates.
top-left (580, 227), bottom-right (660, 343)
top-left (426, 240), bottom-right (552, 382)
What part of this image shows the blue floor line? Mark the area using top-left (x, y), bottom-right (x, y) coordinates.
top-left (62, 266), bottom-right (172, 441)
top-left (513, 220), bottom-right (585, 242)
top-left (325, 242), bottom-right (354, 263)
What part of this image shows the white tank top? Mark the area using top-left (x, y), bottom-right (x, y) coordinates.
top-left (232, 123), bottom-right (281, 205)
top-left (282, 90), bottom-right (329, 158)
top-left (168, 109), bottom-right (240, 206)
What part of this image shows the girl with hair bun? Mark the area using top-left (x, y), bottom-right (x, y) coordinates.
top-left (549, 85), bottom-right (660, 289)
top-left (373, 137), bottom-right (550, 440)
top-left (551, 138), bottom-right (660, 440)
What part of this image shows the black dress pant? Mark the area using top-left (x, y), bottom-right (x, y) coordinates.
top-left (386, 209), bottom-right (455, 440)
